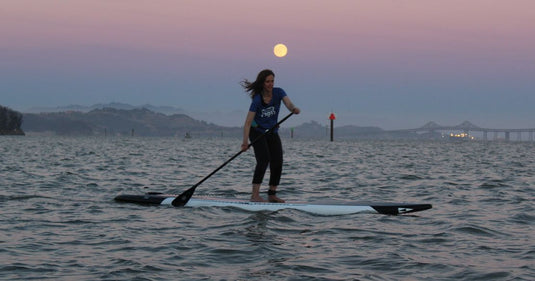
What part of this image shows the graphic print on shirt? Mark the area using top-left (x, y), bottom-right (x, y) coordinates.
top-left (260, 106), bottom-right (276, 118)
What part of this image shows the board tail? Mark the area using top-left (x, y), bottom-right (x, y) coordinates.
top-left (371, 204), bottom-right (432, 215)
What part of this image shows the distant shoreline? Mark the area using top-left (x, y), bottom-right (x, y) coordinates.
top-left (0, 105), bottom-right (25, 135)
top-left (0, 129), bottom-right (25, 136)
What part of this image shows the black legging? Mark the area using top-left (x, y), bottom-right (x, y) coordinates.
top-left (249, 128), bottom-right (283, 186)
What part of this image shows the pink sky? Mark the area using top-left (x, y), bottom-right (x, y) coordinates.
top-left (1, 0), bottom-right (534, 128)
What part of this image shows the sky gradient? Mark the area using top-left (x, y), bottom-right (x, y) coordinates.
top-left (2, 0), bottom-right (534, 129)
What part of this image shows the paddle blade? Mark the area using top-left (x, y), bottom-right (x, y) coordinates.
top-left (171, 186), bottom-right (196, 207)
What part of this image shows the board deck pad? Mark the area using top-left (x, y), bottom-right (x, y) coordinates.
top-left (114, 192), bottom-right (432, 215)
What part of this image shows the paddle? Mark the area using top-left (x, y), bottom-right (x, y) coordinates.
top-left (171, 112), bottom-right (294, 207)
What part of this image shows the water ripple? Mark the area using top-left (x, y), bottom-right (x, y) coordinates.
top-left (1, 137), bottom-right (534, 280)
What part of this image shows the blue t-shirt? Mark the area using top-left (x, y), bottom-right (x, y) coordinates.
top-left (248, 87), bottom-right (287, 132)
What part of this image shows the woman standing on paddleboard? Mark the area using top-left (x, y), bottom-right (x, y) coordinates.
top-left (241, 69), bottom-right (300, 202)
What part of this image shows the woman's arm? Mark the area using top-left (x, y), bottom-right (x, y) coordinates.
top-left (282, 96), bottom-right (300, 114)
top-left (241, 111), bottom-right (256, 151)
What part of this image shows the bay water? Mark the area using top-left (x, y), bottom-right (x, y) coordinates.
top-left (1, 136), bottom-right (533, 280)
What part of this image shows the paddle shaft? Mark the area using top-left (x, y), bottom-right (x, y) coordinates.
top-left (172, 112), bottom-right (294, 206)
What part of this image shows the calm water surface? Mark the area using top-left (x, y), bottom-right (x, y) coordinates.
top-left (1, 136), bottom-right (533, 280)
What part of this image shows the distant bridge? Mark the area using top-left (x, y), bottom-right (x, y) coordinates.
top-left (390, 121), bottom-right (535, 141)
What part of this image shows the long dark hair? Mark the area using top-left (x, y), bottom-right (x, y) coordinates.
top-left (240, 69), bottom-right (275, 98)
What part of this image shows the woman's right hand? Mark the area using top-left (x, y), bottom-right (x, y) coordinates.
top-left (241, 143), bottom-right (249, 152)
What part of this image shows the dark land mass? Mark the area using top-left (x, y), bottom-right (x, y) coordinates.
top-left (0, 105), bottom-right (25, 135)
top-left (26, 102), bottom-right (185, 116)
top-left (278, 121), bottom-right (430, 140)
top-left (22, 107), bottom-right (240, 137)
top-left (20, 106), bottom-right (428, 139)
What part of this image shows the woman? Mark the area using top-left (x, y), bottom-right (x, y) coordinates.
top-left (241, 69), bottom-right (300, 202)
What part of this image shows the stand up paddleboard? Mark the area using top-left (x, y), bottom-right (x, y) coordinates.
top-left (114, 114), bottom-right (432, 216)
top-left (114, 192), bottom-right (432, 215)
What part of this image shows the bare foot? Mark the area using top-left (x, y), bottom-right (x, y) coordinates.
top-left (268, 195), bottom-right (285, 203)
top-left (250, 195), bottom-right (266, 202)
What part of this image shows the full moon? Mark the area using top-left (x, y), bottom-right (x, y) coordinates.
top-left (273, 43), bottom-right (288, 57)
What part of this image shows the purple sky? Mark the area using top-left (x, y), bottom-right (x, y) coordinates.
top-left (1, 0), bottom-right (534, 129)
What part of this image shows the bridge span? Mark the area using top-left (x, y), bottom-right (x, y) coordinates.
top-left (392, 121), bottom-right (535, 141)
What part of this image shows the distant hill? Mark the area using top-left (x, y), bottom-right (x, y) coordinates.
top-left (279, 120), bottom-right (390, 139)
top-left (0, 105), bottom-right (25, 135)
top-left (25, 102), bottom-right (243, 127)
top-left (26, 103), bottom-right (185, 116)
top-left (21, 103), bottom-right (425, 139)
top-left (21, 107), bottom-right (402, 138)
top-left (279, 120), bottom-right (329, 138)
top-left (22, 107), bottom-right (241, 137)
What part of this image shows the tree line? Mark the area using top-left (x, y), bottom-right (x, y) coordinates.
top-left (0, 105), bottom-right (24, 135)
